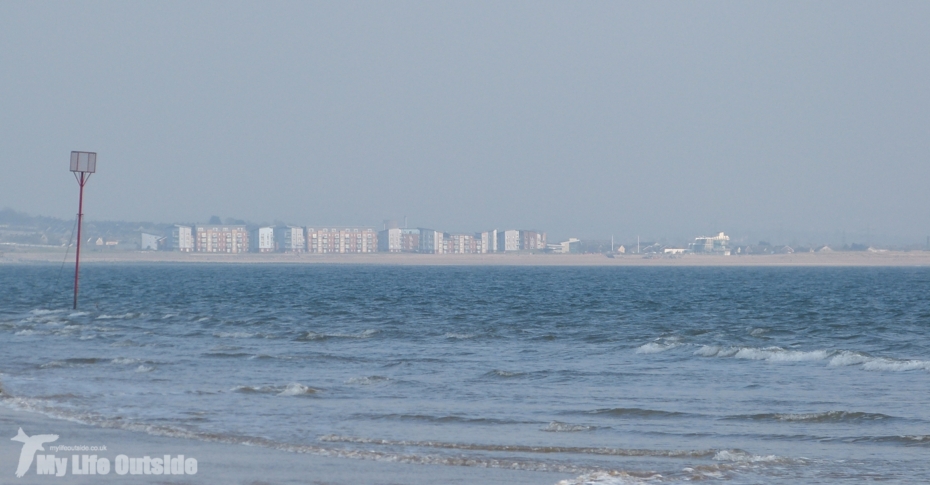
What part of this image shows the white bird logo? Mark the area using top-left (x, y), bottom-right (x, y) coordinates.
top-left (11, 427), bottom-right (58, 478)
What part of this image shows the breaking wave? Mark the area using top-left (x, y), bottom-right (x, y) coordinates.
top-left (345, 376), bottom-right (390, 385)
top-left (443, 332), bottom-right (475, 339)
top-left (0, 396), bottom-right (608, 475)
top-left (319, 435), bottom-right (718, 458)
top-left (214, 332), bottom-right (256, 338)
top-left (635, 342), bottom-right (680, 354)
top-left (695, 345), bottom-right (930, 372)
top-left (484, 369), bottom-right (525, 378)
top-left (231, 383), bottom-right (320, 396)
top-left (731, 411), bottom-right (895, 423)
top-left (543, 421), bottom-right (596, 432)
top-left (296, 329), bottom-right (379, 341)
top-left (96, 313), bottom-right (141, 320)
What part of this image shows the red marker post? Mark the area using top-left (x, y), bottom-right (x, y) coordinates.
top-left (70, 151), bottom-right (96, 310)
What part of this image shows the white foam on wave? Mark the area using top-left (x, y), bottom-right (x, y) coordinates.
top-left (214, 332), bottom-right (255, 339)
top-left (733, 347), bottom-right (831, 362)
top-left (320, 435), bottom-right (717, 458)
top-left (635, 342), bottom-right (680, 354)
top-left (543, 421), bottom-right (596, 432)
top-left (696, 344), bottom-right (930, 373)
top-left (488, 369), bottom-right (524, 378)
top-left (30, 309), bottom-right (63, 316)
top-left (277, 383), bottom-right (318, 396)
top-left (713, 449), bottom-right (784, 463)
top-left (96, 313), bottom-right (139, 320)
top-left (111, 358), bottom-right (140, 365)
top-left (301, 329), bottom-right (379, 340)
top-left (861, 358), bottom-right (930, 372)
top-left (556, 471), bottom-right (659, 485)
top-left (68, 311), bottom-right (89, 317)
top-left (828, 351), bottom-right (871, 367)
top-left (696, 345), bottom-right (829, 362)
top-left (14, 329), bottom-right (38, 336)
top-left (135, 365), bottom-right (154, 373)
top-left (443, 332), bottom-right (474, 339)
top-left (346, 376), bottom-right (390, 385)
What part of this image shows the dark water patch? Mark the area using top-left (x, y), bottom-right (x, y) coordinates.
top-left (583, 407), bottom-right (691, 419)
top-left (726, 411), bottom-right (896, 423)
top-left (202, 352), bottom-right (254, 359)
top-left (836, 435), bottom-right (930, 447)
top-left (355, 413), bottom-right (534, 425)
top-left (39, 358), bottom-right (105, 369)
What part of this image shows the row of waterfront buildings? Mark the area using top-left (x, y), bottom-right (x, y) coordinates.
top-left (159, 224), bottom-right (555, 254)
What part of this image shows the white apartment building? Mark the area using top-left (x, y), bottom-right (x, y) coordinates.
top-left (378, 227), bottom-right (402, 252)
top-left (168, 225), bottom-right (194, 252)
top-left (498, 230), bottom-right (520, 252)
top-left (690, 232), bottom-right (730, 255)
top-left (250, 227), bottom-right (274, 253)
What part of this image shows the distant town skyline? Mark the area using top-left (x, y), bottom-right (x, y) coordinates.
top-left (1, 3), bottom-right (928, 245)
top-left (2, 207), bottom-right (921, 252)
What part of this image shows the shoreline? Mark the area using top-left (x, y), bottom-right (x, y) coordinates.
top-left (2, 249), bottom-right (930, 266)
top-left (0, 402), bottom-right (573, 485)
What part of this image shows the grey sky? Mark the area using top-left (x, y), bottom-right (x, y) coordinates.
top-left (1, 1), bottom-right (928, 244)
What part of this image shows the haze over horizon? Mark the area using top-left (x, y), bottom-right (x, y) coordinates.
top-left (1, 2), bottom-right (928, 245)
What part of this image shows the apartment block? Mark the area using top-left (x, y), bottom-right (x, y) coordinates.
top-left (167, 225), bottom-right (194, 252)
top-left (378, 227), bottom-right (402, 253)
top-left (250, 227), bottom-right (274, 253)
top-left (418, 228), bottom-right (443, 254)
top-left (477, 230), bottom-right (497, 253)
top-left (498, 230), bottom-right (520, 252)
top-left (274, 226), bottom-right (306, 253)
top-left (195, 225), bottom-right (248, 253)
top-left (520, 230), bottom-right (547, 250)
top-left (443, 233), bottom-right (477, 254)
top-left (401, 228), bottom-right (420, 252)
top-left (307, 227), bottom-right (377, 253)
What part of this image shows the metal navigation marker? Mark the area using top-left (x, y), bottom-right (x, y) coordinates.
top-left (70, 151), bottom-right (96, 310)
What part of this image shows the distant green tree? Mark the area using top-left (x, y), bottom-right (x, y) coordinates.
top-left (208, 215), bottom-right (222, 224)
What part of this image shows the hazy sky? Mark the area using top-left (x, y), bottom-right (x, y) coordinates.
top-left (1, 2), bottom-right (928, 244)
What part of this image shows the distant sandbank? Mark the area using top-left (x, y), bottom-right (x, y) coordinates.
top-left (2, 248), bottom-right (930, 266)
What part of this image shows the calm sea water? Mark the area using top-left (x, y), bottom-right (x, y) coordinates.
top-left (2, 265), bottom-right (929, 484)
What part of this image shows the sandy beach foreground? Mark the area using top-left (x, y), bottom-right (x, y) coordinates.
top-left (0, 404), bottom-right (571, 485)
top-left (3, 247), bottom-right (930, 266)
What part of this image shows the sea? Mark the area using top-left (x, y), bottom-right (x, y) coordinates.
top-left (1, 264), bottom-right (929, 484)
